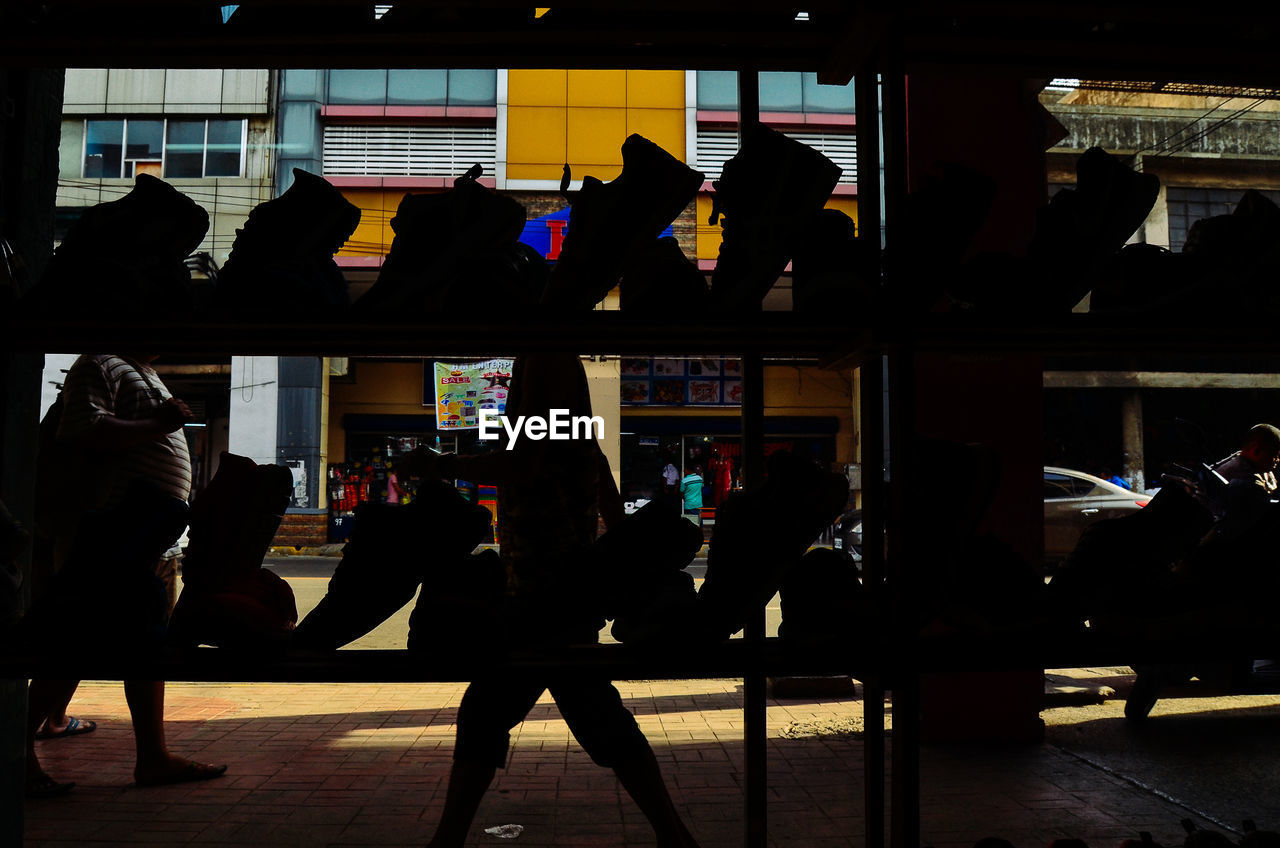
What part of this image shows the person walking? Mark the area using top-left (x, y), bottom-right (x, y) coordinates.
top-left (25, 353), bottom-right (227, 796)
top-left (401, 352), bottom-right (701, 848)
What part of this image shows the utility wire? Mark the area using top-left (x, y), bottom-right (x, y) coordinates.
top-left (1152, 98), bottom-right (1265, 157)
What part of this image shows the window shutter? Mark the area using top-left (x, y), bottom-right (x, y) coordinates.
top-left (322, 125), bottom-right (498, 177)
top-left (695, 128), bottom-right (856, 184)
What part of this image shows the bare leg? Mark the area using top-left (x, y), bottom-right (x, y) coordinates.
top-left (613, 748), bottom-right (701, 848)
top-left (124, 679), bottom-right (226, 786)
top-left (425, 759), bottom-right (498, 848)
top-left (36, 681), bottom-right (79, 735)
top-left (32, 546), bottom-right (81, 736)
top-left (26, 679), bottom-right (81, 787)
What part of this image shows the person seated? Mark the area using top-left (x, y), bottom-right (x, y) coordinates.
top-left (1200, 423), bottom-right (1280, 544)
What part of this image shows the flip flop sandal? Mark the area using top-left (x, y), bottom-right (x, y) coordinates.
top-left (34, 716), bottom-right (97, 739)
top-left (25, 773), bottom-right (75, 798)
top-left (134, 761), bottom-right (228, 788)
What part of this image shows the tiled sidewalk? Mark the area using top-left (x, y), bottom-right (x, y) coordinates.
top-left (24, 679), bottom-right (1218, 848)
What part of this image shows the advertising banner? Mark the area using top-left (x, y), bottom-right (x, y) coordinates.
top-left (433, 359), bottom-right (514, 430)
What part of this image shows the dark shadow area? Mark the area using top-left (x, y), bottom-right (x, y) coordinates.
top-left (1045, 701), bottom-right (1280, 834)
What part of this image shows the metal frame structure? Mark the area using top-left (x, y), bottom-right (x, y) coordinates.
top-left (8, 4), bottom-right (1280, 847)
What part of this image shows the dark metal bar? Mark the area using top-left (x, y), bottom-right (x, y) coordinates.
top-left (859, 356), bottom-right (886, 848)
top-left (879, 38), bottom-right (908, 290)
top-left (736, 62), bottom-right (769, 848)
top-left (741, 352), bottom-right (767, 848)
top-left (886, 346), bottom-right (920, 848)
top-left (890, 668), bottom-right (921, 848)
top-left (0, 316), bottom-right (872, 358)
top-left (854, 65), bottom-right (881, 254)
top-left (854, 62), bottom-right (888, 848)
top-left (853, 53), bottom-right (888, 836)
top-left (879, 23), bottom-right (918, 843)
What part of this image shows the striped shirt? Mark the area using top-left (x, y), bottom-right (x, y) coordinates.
top-left (58, 354), bottom-right (192, 507)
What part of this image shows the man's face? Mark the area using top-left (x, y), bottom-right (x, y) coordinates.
top-left (1246, 442), bottom-right (1280, 471)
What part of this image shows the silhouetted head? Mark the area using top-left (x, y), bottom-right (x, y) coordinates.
top-left (507, 353), bottom-right (593, 424)
top-left (1242, 423), bottom-right (1280, 471)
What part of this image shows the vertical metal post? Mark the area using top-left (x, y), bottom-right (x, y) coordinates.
top-left (859, 356), bottom-right (886, 848)
top-left (880, 37), bottom-right (908, 288)
top-left (741, 351), bottom-right (766, 848)
top-left (873, 16), bottom-right (922, 847)
top-left (854, 66), bottom-right (882, 255)
top-left (890, 669), bottom-right (921, 848)
top-left (887, 347), bottom-right (919, 848)
top-left (738, 65), bottom-right (767, 848)
top-left (852, 48), bottom-right (888, 848)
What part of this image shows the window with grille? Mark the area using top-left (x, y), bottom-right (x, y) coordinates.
top-left (695, 128), bottom-right (856, 184)
top-left (83, 118), bottom-right (246, 179)
top-left (1166, 186), bottom-right (1280, 251)
top-left (322, 125), bottom-right (498, 177)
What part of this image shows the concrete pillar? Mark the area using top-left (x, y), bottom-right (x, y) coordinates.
top-left (1122, 389), bottom-right (1146, 492)
top-left (905, 74), bottom-right (1054, 746)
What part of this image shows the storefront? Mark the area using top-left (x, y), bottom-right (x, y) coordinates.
top-left (617, 354), bottom-right (853, 525)
top-left (619, 416), bottom-right (842, 517)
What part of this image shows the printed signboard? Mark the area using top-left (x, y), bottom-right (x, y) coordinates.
top-left (433, 358), bottom-right (514, 430)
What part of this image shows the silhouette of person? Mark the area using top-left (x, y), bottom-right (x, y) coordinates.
top-left (399, 352), bottom-right (700, 848)
top-left (384, 462), bottom-right (405, 505)
top-left (1124, 424), bottom-right (1280, 720)
top-left (24, 353), bottom-right (226, 796)
top-left (662, 457), bottom-right (680, 495)
top-left (1205, 423), bottom-right (1280, 540)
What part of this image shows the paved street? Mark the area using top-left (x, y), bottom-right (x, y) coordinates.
top-left (26, 671), bottom-right (1280, 847)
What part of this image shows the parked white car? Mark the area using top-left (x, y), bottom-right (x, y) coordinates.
top-left (1044, 466), bottom-right (1149, 571)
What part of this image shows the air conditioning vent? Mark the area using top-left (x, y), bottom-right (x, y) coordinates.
top-left (695, 128), bottom-right (856, 184)
top-left (323, 125), bottom-right (498, 177)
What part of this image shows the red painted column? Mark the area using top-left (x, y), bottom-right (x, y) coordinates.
top-left (905, 75), bottom-right (1064, 744)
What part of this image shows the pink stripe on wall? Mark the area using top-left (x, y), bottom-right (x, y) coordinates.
top-left (321, 105), bottom-right (385, 118)
top-left (383, 106), bottom-right (448, 118)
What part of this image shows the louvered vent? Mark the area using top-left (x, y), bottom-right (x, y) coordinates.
top-left (695, 129), bottom-right (856, 184)
top-left (323, 125), bottom-right (498, 177)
